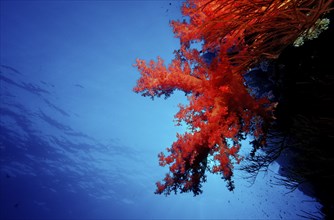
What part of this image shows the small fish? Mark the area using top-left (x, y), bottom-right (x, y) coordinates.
top-left (74, 84), bottom-right (84, 89)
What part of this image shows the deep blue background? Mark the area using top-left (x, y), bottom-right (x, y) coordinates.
top-left (0, 1), bottom-right (321, 219)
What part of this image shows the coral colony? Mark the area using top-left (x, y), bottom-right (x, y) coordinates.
top-left (133, 0), bottom-right (333, 196)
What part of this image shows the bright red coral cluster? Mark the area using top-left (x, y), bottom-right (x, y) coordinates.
top-left (172, 0), bottom-right (333, 69)
top-left (133, 0), bottom-right (333, 195)
top-left (134, 45), bottom-right (273, 194)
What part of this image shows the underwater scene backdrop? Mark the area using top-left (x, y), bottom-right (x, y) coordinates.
top-left (0, 1), bottom-right (327, 219)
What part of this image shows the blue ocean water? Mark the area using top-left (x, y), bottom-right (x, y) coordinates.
top-left (0, 1), bottom-right (322, 219)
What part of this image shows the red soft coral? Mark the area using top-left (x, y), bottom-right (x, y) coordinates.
top-left (134, 42), bottom-right (272, 195)
top-left (133, 0), bottom-right (333, 195)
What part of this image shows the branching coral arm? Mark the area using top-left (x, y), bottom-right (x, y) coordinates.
top-left (133, 56), bottom-right (203, 98)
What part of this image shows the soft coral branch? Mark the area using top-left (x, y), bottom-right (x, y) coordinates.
top-left (134, 54), bottom-right (203, 99)
top-left (135, 42), bottom-right (273, 195)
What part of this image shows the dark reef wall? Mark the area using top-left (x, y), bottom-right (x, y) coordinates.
top-left (243, 11), bottom-right (334, 219)
top-left (272, 11), bottom-right (334, 219)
